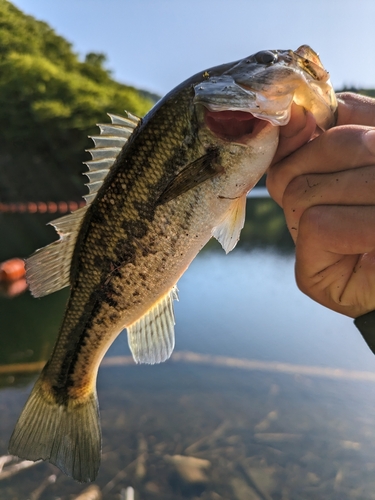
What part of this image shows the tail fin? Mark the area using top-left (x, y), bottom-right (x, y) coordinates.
top-left (8, 375), bottom-right (101, 482)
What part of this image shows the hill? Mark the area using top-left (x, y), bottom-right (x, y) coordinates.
top-left (0, 0), bottom-right (156, 204)
top-left (0, 1), bottom-right (373, 260)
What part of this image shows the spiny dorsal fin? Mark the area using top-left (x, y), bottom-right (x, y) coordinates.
top-left (26, 111), bottom-right (141, 298)
top-left (212, 194), bottom-right (247, 254)
top-left (127, 286), bottom-right (179, 364)
top-left (84, 111), bottom-right (141, 203)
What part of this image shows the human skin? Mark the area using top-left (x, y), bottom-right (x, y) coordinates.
top-left (266, 93), bottom-right (375, 318)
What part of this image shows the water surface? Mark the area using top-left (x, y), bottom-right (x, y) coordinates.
top-left (1, 225), bottom-right (375, 498)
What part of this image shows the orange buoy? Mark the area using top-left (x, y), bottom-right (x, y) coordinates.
top-left (0, 278), bottom-right (28, 298)
top-left (0, 258), bottom-right (26, 282)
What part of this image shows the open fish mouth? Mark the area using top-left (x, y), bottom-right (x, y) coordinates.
top-left (194, 45), bottom-right (337, 132)
top-left (204, 109), bottom-right (268, 142)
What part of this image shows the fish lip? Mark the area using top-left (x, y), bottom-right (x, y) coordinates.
top-left (204, 109), bottom-right (270, 143)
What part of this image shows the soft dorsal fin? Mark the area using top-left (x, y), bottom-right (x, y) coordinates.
top-left (212, 194), bottom-right (247, 254)
top-left (127, 286), bottom-right (179, 364)
top-left (26, 206), bottom-right (88, 297)
top-left (26, 111), bottom-right (141, 298)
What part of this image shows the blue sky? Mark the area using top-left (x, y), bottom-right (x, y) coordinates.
top-left (11, 0), bottom-right (375, 96)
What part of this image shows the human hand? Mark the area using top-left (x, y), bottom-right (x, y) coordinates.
top-left (267, 93), bottom-right (375, 318)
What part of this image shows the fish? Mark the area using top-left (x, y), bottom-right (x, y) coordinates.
top-left (9, 45), bottom-right (337, 482)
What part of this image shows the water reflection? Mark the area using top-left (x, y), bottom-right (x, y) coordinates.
top-left (0, 289), bottom-right (67, 387)
top-left (1, 201), bottom-right (375, 498)
top-left (174, 251), bottom-right (374, 371)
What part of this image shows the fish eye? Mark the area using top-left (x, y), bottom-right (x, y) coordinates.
top-left (254, 50), bottom-right (278, 65)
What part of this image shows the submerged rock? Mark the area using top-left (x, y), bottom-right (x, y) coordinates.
top-left (164, 454), bottom-right (211, 483)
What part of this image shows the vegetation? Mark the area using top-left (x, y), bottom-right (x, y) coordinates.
top-left (0, 1), bottom-right (374, 261)
top-left (338, 86), bottom-right (375, 98)
top-left (0, 0), bottom-right (156, 204)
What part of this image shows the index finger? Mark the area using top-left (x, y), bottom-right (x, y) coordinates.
top-left (267, 125), bottom-right (375, 206)
top-left (269, 93), bottom-right (375, 169)
top-left (337, 92), bottom-right (375, 127)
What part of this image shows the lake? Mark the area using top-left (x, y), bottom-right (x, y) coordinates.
top-left (1, 203), bottom-right (375, 499)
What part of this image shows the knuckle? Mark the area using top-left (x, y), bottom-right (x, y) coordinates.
top-left (283, 175), bottom-right (308, 203)
top-left (336, 91), bottom-right (358, 103)
top-left (299, 205), bottom-right (325, 236)
top-left (266, 169), bottom-right (283, 204)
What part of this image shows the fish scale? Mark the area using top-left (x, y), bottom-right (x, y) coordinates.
top-left (37, 88), bottom-right (204, 396)
top-left (9, 46), bottom-right (337, 482)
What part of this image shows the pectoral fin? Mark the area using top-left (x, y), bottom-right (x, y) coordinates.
top-left (127, 286), bottom-right (179, 364)
top-left (158, 148), bottom-right (222, 204)
top-left (212, 194), bottom-right (247, 253)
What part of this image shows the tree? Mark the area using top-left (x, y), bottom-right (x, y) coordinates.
top-left (0, 0), bottom-right (157, 203)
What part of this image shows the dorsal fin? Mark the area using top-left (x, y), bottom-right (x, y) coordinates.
top-left (84, 111), bottom-right (141, 203)
top-left (26, 206), bottom-right (88, 297)
top-left (26, 111), bottom-right (141, 298)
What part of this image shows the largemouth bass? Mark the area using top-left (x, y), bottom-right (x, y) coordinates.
top-left (9, 45), bottom-right (337, 482)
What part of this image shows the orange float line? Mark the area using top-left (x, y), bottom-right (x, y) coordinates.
top-left (0, 201), bottom-right (85, 214)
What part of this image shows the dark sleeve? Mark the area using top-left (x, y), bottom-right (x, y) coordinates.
top-left (354, 311), bottom-right (375, 355)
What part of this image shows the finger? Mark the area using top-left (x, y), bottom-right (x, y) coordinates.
top-left (337, 92), bottom-right (375, 127)
top-left (282, 164), bottom-right (375, 243)
top-left (267, 126), bottom-right (375, 206)
top-left (271, 93), bottom-right (375, 171)
top-left (295, 205), bottom-right (375, 317)
top-left (270, 105), bottom-right (317, 165)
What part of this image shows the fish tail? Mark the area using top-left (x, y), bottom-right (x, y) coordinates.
top-left (8, 371), bottom-right (101, 482)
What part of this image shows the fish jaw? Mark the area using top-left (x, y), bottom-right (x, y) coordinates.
top-left (194, 45), bottom-right (337, 131)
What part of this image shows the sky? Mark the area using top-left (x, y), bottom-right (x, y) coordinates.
top-left (11, 0), bottom-right (375, 97)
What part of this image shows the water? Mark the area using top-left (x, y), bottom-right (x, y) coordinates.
top-left (1, 223), bottom-right (375, 498)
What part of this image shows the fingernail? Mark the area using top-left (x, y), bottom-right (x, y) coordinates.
top-left (363, 129), bottom-right (375, 156)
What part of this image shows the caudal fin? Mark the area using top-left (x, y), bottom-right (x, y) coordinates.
top-left (8, 375), bottom-right (101, 482)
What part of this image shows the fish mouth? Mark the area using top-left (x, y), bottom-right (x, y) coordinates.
top-left (204, 109), bottom-right (269, 142)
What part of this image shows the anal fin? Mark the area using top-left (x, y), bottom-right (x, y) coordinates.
top-left (212, 194), bottom-right (247, 253)
top-left (127, 286), bottom-right (179, 364)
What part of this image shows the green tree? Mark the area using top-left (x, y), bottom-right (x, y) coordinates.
top-left (0, 0), bottom-right (156, 204)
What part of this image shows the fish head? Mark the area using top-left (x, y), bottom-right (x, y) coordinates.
top-left (193, 45), bottom-right (337, 145)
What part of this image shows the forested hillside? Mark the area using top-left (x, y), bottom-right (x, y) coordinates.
top-left (0, 0), bottom-right (156, 203)
top-left (0, 1), bottom-right (373, 260)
